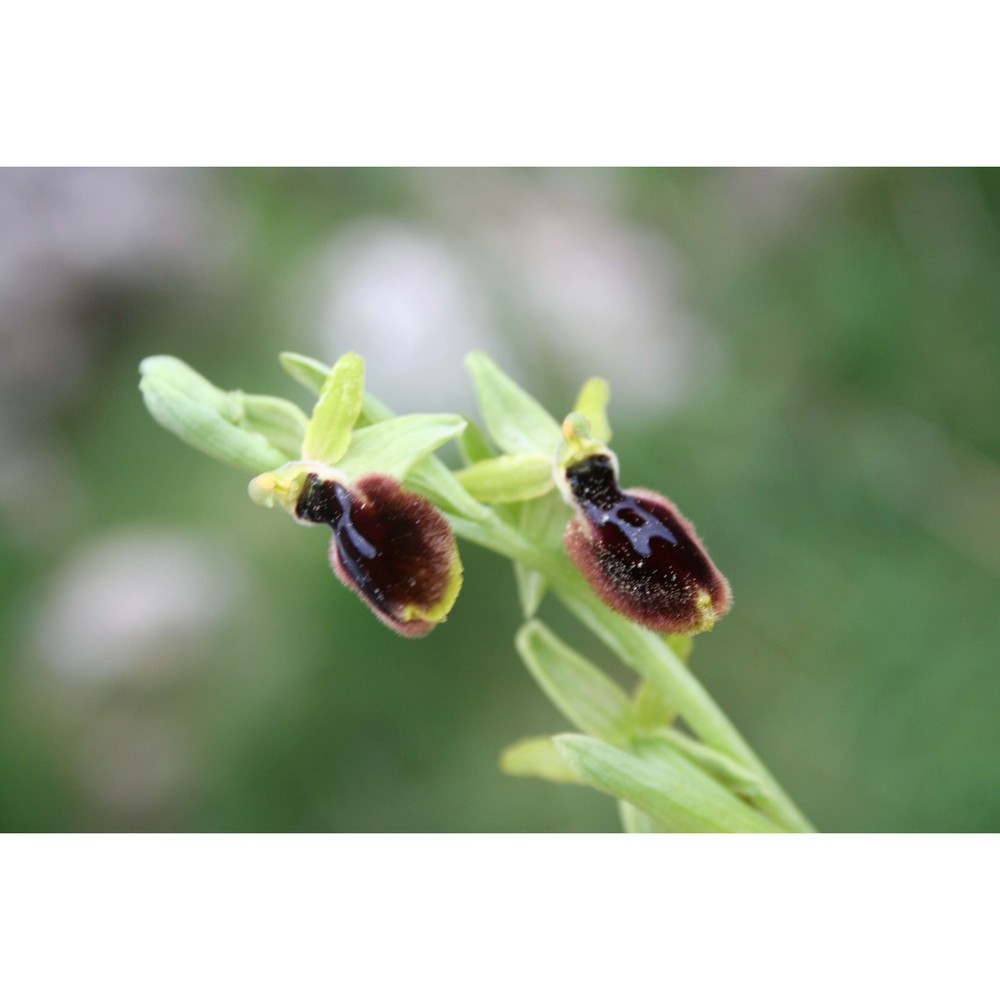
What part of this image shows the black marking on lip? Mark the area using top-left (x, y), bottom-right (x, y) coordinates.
top-left (564, 453), bottom-right (730, 633)
top-left (295, 472), bottom-right (456, 635)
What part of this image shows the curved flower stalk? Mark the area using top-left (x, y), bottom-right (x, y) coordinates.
top-left (139, 349), bottom-right (815, 833)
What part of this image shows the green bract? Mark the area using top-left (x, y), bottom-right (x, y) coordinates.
top-left (465, 351), bottom-right (562, 455)
top-left (499, 736), bottom-right (584, 785)
top-left (336, 414), bottom-right (468, 481)
top-left (454, 453), bottom-right (554, 504)
top-left (516, 621), bottom-right (634, 748)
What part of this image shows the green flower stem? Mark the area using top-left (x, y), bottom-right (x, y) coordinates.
top-left (448, 512), bottom-right (815, 833)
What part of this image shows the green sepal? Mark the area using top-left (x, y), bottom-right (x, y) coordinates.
top-left (516, 621), bottom-right (634, 748)
top-left (573, 376), bottom-right (612, 444)
top-left (466, 351), bottom-right (561, 455)
top-left (336, 413), bottom-right (467, 481)
top-left (499, 736), bottom-right (584, 785)
top-left (139, 356), bottom-right (291, 474)
top-left (235, 392), bottom-right (310, 458)
top-left (302, 352), bottom-right (365, 464)
top-left (281, 351), bottom-right (487, 520)
top-left (455, 453), bottom-right (554, 504)
top-left (555, 734), bottom-right (781, 834)
top-left (459, 420), bottom-right (496, 465)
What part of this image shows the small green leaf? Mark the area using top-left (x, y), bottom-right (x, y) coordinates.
top-left (466, 352), bottom-right (562, 455)
top-left (573, 377), bottom-right (612, 444)
top-left (554, 734), bottom-right (781, 833)
top-left (337, 414), bottom-right (467, 481)
top-left (459, 420), bottom-right (497, 464)
top-left (302, 352), bottom-right (366, 464)
top-left (647, 728), bottom-right (767, 802)
top-left (618, 801), bottom-right (669, 833)
top-left (139, 356), bottom-right (290, 474)
top-left (516, 621), bottom-right (634, 747)
top-left (235, 392), bottom-right (310, 458)
top-left (630, 733), bottom-right (782, 832)
top-left (499, 736), bottom-right (584, 785)
top-left (455, 453), bottom-right (554, 504)
top-left (514, 564), bottom-right (546, 620)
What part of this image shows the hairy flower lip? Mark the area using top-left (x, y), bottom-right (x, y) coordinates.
top-left (562, 453), bottom-right (731, 635)
top-left (294, 471), bottom-right (462, 637)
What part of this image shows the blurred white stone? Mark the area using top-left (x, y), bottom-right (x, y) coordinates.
top-left (312, 218), bottom-right (508, 412)
top-left (31, 529), bottom-right (249, 683)
top-left (309, 170), bottom-right (720, 421)
top-left (0, 168), bottom-right (235, 414)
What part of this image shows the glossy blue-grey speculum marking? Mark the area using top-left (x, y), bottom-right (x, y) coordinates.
top-left (292, 471), bottom-right (459, 637)
top-left (563, 453), bottom-right (731, 633)
top-left (565, 455), bottom-right (683, 559)
top-left (296, 473), bottom-right (390, 617)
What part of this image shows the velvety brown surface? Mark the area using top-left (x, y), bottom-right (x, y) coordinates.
top-left (296, 472), bottom-right (456, 636)
top-left (564, 454), bottom-right (731, 633)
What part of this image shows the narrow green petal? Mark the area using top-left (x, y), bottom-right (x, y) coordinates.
top-left (281, 352), bottom-right (487, 520)
top-left (516, 621), bottom-right (635, 747)
top-left (618, 801), bottom-right (670, 833)
top-left (466, 351), bottom-right (562, 455)
top-left (459, 420), bottom-right (496, 464)
top-left (573, 376), bottom-right (612, 443)
top-left (455, 453), bottom-right (555, 504)
top-left (278, 351), bottom-right (397, 425)
top-left (499, 736), bottom-right (584, 785)
top-left (279, 351), bottom-right (330, 396)
top-left (302, 352), bottom-right (366, 464)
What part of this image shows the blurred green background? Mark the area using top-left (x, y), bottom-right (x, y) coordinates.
top-left (2, 167), bottom-right (998, 832)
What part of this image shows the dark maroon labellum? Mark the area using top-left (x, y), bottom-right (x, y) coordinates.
top-left (295, 472), bottom-right (461, 637)
top-left (563, 454), bottom-right (731, 634)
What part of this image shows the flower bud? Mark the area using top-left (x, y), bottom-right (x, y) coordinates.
top-left (294, 472), bottom-right (462, 637)
top-left (561, 453), bottom-right (731, 635)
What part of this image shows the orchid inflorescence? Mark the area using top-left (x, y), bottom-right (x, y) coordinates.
top-left (139, 350), bottom-right (812, 833)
